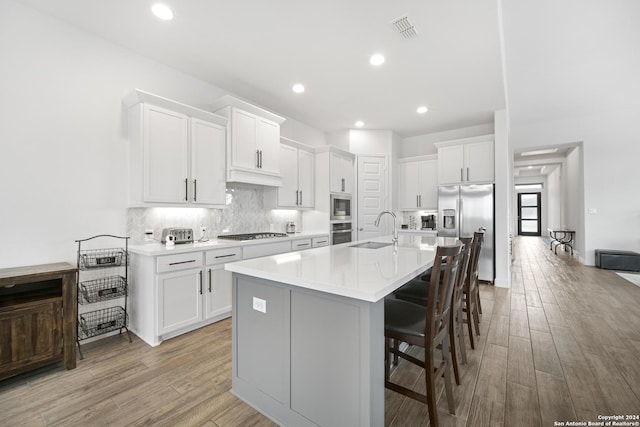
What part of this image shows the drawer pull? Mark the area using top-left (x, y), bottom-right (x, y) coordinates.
top-left (315, 240), bottom-right (327, 244)
top-left (168, 260), bottom-right (197, 266)
top-left (297, 243), bottom-right (310, 247)
top-left (215, 254), bottom-right (237, 259)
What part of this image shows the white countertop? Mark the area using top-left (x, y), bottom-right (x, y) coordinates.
top-left (128, 231), bottom-right (329, 256)
top-left (398, 229), bottom-right (438, 235)
top-left (225, 234), bottom-right (460, 303)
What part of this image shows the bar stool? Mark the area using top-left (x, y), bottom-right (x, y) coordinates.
top-left (392, 237), bottom-right (472, 385)
top-left (463, 231), bottom-right (483, 349)
top-left (384, 244), bottom-right (463, 427)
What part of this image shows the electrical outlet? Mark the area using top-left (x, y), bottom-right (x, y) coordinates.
top-left (252, 297), bottom-right (266, 314)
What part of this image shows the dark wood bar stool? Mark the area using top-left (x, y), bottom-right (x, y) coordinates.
top-left (391, 237), bottom-right (472, 385)
top-left (384, 244), bottom-right (463, 427)
top-left (463, 231), bottom-right (483, 349)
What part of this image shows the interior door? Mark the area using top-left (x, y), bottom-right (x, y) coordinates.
top-left (517, 192), bottom-right (542, 236)
top-left (357, 156), bottom-right (387, 241)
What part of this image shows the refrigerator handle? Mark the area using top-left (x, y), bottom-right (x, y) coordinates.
top-left (459, 197), bottom-right (463, 237)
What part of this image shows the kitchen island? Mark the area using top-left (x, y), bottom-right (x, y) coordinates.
top-left (225, 234), bottom-right (458, 427)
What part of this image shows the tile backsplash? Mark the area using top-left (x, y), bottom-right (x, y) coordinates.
top-left (127, 183), bottom-right (301, 243)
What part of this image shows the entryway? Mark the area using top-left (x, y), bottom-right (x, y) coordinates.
top-left (517, 192), bottom-right (541, 236)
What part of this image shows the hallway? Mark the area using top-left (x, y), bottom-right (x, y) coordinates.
top-left (386, 236), bottom-right (640, 426)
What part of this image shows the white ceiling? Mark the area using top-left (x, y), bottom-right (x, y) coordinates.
top-left (16, 0), bottom-right (506, 137)
top-left (15, 1), bottom-right (638, 140)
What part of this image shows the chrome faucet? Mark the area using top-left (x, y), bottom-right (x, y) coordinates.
top-left (374, 211), bottom-right (398, 245)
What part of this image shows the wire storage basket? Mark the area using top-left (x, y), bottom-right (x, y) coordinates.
top-left (78, 248), bottom-right (127, 270)
top-left (78, 306), bottom-right (128, 340)
top-left (78, 276), bottom-right (127, 304)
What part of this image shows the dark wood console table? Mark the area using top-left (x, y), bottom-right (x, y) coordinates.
top-left (0, 262), bottom-right (78, 380)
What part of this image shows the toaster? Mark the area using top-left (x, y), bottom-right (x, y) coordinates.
top-left (161, 227), bottom-right (194, 244)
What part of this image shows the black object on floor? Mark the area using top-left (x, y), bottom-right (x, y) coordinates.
top-left (595, 249), bottom-right (640, 272)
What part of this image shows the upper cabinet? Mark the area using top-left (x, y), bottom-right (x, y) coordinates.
top-left (265, 138), bottom-right (315, 209)
top-left (210, 95), bottom-right (286, 187)
top-left (435, 136), bottom-right (494, 185)
top-left (124, 90), bottom-right (228, 207)
top-left (329, 150), bottom-right (355, 194)
top-left (398, 156), bottom-right (438, 210)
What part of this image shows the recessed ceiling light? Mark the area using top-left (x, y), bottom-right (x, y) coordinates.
top-left (152, 3), bottom-right (174, 20)
top-left (417, 106), bottom-right (428, 114)
top-left (292, 83), bottom-right (305, 94)
top-left (527, 165), bottom-right (533, 169)
top-left (369, 53), bottom-right (385, 66)
top-left (520, 148), bottom-right (558, 156)
top-left (355, 121), bottom-right (364, 127)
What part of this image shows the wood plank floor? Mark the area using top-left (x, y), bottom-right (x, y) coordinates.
top-left (2, 236), bottom-right (640, 426)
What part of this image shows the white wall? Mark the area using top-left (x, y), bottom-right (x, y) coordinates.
top-left (280, 118), bottom-right (327, 147)
top-left (400, 123), bottom-right (495, 158)
top-left (510, 108), bottom-right (640, 265)
top-left (0, 1), bottom-right (325, 268)
top-left (563, 146), bottom-right (584, 258)
top-left (546, 166), bottom-right (562, 229)
top-left (494, 109), bottom-right (511, 287)
top-left (326, 130), bottom-right (350, 151)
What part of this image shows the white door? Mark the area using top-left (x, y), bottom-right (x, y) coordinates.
top-left (191, 118), bottom-right (226, 205)
top-left (357, 156), bottom-right (387, 241)
top-left (277, 144), bottom-right (298, 207)
top-left (205, 264), bottom-right (232, 320)
top-left (256, 118), bottom-right (280, 174)
top-left (158, 268), bottom-right (203, 335)
top-left (231, 108), bottom-right (258, 170)
top-left (464, 140), bottom-right (494, 183)
top-left (143, 104), bottom-right (189, 203)
top-left (438, 145), bottom-right (464, 185)
top-left (298, 148), bottom-right (315, 208)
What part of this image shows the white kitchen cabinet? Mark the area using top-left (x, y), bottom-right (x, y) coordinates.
top-left (291, 238), bottom-right (312, 251)
top-left (398, 156), bottom-right (438, 210)
top-left (204, 247), bottom-right (241, 320)
top-left (311, 236), bottom-right (329, 247)
top-left (436, 137), bottom-right (494, 184)
top-left (191, 118), bottom-right (226, 205)
top-left (330, 151), bottom-right (355, 194)
top-left (210, 95), bottom-right (286, 187)
top-left (158, 267), bottom-right (203, 335)
top-left (242, 241), bottom-right (292, 259)
top-left (266, 139), bottom-right (315, 208)
top-left (125, 90), bottom-right (228, 207)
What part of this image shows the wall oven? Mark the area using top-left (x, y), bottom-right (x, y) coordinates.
top-left (331, 222), bottom-right (353, 245)
top-left (330, 194), bottom-right (352, 221)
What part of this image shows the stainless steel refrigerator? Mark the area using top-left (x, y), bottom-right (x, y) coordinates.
top-left (438, 184), bottom-right (495, 283)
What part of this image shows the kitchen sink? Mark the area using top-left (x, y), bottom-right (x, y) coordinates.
top-left (349, 241), bottom-right (393, 249)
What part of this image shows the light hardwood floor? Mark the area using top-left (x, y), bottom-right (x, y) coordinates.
top-left (1, 236), bottom-right (640, 426)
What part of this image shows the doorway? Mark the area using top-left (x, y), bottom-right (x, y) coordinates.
top-left (517, 192), bottom-right (541, 236)
top-left (356, 155), bottom-right (387, 241)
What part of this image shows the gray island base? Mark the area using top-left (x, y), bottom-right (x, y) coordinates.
top-left (232, 273), bottom-right (384, 427)
top-left (226, 234), bottom-right (457, 426)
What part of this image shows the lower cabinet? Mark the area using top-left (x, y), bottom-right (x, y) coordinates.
top-left (158, 267), bottom-right (204, 335)
top-left (130, 235), bottom-right (329, 346)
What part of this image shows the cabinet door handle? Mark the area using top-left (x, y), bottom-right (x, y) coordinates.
top-left (299, 190), bottom-right (303, 206)
top-left (466, 167), bottom-right (470, 181)
top-left (208, 268), bottom-right (212, 293)
top-left (341, 178), bottom-right (345, 192)
top-left (460, 168), bottom-right (464, 182)
top-left (199, 270), bottom-right (203, 295)
top-left (416, 195), bottom-right (419, 207)
top-left (256, 150), bottom-right (260, 168)
top-left (169, 259), bottom-right (196, 266)
top-left (296, 190), bottom-right (299, 206)
top-left (185, 178), bottom-right (188, 201)
top-left (259, 150), bottom-right (263, 168)
top-left (193, 179), bottom-right (197, 202)
top-left (215, 253), bottom-right (237, 259)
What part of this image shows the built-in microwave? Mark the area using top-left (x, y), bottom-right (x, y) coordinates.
top-left (330, 194), bottom-right (352, 221)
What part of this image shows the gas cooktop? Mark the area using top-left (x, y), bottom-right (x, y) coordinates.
top-left (217, 232), bottom-right (288, 241)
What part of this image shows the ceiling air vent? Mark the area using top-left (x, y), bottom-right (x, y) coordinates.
top-left (391, 15), bottom-right (419, 40)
